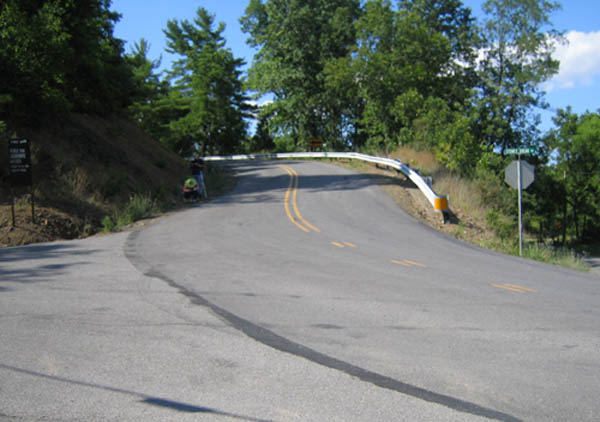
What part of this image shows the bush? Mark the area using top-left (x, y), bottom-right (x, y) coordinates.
top-left (116, 193), bottom-right (155, 227)
top-left (101, 215), bottom-right (115, 233)
top-left (485, 208), bottom-right (516, 242)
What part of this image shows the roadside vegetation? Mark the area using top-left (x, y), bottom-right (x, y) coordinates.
top-left (399, 147), bottom-right (590, 270)
top-left (1, 1), bottom-right (598, 271)
top-left (334, 146), bottom-right (589, 271)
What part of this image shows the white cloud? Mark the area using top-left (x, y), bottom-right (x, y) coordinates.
top-left (547, 30), bottom-right (600, 91)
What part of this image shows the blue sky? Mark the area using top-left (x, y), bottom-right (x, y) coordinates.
top-left (112, 0), bottom-right (600, 131)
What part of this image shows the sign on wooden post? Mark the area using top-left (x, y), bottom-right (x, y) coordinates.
top-left (8, 138), bottom-right (35, 226)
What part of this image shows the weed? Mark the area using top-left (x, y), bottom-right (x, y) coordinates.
top-left (486, 209), bottom-right (516, 241)
top-left (393, 146), bottom-right (442, 176)
top-left (453, 222), bottom-right (466, 239)
top-left (83, 223), bottom-right (96, 236)
top-left (101, 215), bottom-right (115, 233)
top-left (14, 194), bottom-right (32, 207)
top-left (64, 167), bottom-right (90, 197)
top-left (523, 244), bottom-right (589, 271)
top-left (116, 193), bottom-right (155, 227)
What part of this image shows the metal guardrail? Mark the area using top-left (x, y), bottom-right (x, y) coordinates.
top-left (203, 152), bottom-right (449, 214)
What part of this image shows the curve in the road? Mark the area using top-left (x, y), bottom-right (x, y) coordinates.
top-left (125, 229), bottom-right (520, 422)
top-left (125, 160), bottom-right (600, 422)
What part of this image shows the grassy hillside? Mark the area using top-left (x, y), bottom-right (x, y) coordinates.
top-left (1, 114), bottom-right (189, 246)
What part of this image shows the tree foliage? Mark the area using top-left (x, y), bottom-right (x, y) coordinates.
top-left (241, 0), bottom-right (361, 149)
top-left (544, 108), bottom-right (600, 242)
top-left (350, 0), bottom-right (479, 154)
top-left (474, 0), bottom-right (562, 154)
top-left (0, 0), bottom-right (133, 128)
top-left (163, 8), bottom-right (252, 156)
top-left (125, 39), bottom-right (170, 139)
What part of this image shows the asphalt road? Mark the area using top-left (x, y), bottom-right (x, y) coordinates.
top-left (1, 160), bottom-right (599, 421)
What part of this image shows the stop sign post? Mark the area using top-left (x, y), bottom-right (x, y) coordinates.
top-left (505, 153), bottom-right (535, 256)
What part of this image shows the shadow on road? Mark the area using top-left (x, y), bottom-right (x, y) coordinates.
top-left (0, 363), bottom-right (277, 422)
top-left (0, 243), bottom-right (96, 288)
top-left (212, 161), bottom-right (417, 206)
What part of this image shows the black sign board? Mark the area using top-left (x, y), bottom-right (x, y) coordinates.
top-left (8, 138), bottom-right (32, 186)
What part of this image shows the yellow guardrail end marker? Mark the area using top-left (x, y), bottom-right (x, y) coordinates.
top-left (434, 196), bottom-right (448, 212)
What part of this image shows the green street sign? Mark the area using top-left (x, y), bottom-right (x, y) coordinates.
top-left (505, 147), bottom-right (535, 155)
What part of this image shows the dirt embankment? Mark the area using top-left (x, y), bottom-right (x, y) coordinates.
top-left (1, 114), bottom-right (188, 247)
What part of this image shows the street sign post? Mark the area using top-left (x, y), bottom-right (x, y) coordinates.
top-left (505, 158), bottom-right (535, 256)
top-left (505, 147), bottom-right (535, 156)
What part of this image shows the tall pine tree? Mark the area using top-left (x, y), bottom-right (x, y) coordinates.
top-left (162, 7), bottom-right (251, 157)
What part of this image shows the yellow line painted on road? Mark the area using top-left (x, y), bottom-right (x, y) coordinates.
top-left (490, 283), bottom-right (536, 293)
top-left (331, 241), bottom-right (357, 249)
top-left (287, 166), bottom-right (321, 232)
top-left (404, 259), bottom-right (426, 268)
top-left (504, 283), bottom-right (536, 292)
top-left (391, 259), bottom-right (412, 267)
top-left (279, 165), bottom-right (320, 233)
top-left (280, 165), bottom-right (310, 232)
top-left (391, 259), bottom-right (426, 268)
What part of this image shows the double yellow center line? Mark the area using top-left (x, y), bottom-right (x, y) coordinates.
top-left (491, 283), bottom-right (536, 293)
top-left (391, 259), bottom-right (426, 268)
top-left (279, 165), bottom-right (321, 233)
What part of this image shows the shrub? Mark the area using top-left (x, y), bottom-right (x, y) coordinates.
top-left (101, 215), bottom-right (115, 233)
top-left (116, 193), bottom-right (155, 227)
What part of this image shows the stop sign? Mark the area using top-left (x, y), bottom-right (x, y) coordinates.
top-left (505, 160), bottom-right (535, 190)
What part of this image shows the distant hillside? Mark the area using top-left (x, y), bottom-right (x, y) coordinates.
top-left (1, 113), bottom-right (188, 246)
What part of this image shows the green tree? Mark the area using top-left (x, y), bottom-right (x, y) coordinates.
top-left (351, 0), bottom-right (479, 154)
top-left (475, 0), bottom-right (563, 154)
top-left (163, 7), bottom-right (251, 156)
top-left (522, 165), bottom-right (565, 243)
top-left (241, 0), bottom-right (361, 149)
top-left (397, 0), bottom-right (480, 105)
top-left (125, 38), bottom-right (171, 139)
top-left (247, 113), bottom-right (275, 152)
top-left (0, 0), bottom-right (132, 128)
top-left (1, 0), bottom-right (73, 124)
top-left (61, 0), bottom-right (132, 114)
top-left (545, 108), bottom-right (600, 243)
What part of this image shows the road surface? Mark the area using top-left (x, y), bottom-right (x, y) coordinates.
top-left (1, 160), bottom-right (599, 421)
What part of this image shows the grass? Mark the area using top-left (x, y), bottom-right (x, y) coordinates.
top-left (523, 244), bottom-right (589, 271)
top-left (117, 193), bottom-right (156, 226)
top-left (101, 192), bottom-right (156, 232)
top-left (433, 172), bottom-right (487, 221)
top-left (393, 146), bottom-right (442, 176)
